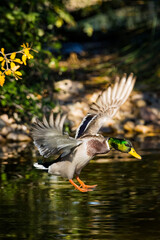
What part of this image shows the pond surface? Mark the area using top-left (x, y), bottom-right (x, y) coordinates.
top-left (0, 135), bottom-right (160, 240)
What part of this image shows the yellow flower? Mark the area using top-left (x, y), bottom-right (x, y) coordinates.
top-left (13, 70), bottom-right (22, 80)
top-left (10, 63), bottom-right (22, 80)
top-left (24, 48), bottom-right (29, 56)
top-left (11, 62), bottom-right (20, 72)
top-left (0, 56), bottom-right (4, 61)
top-left (22, 54), bottom-right (27, 65)
top-left (1, 60), bottom-right (5, 70)
top-left (21, 43), bottom-right (30, 49)
top-left (1, 48), bottom-right (5, 56)
top-left (0, 71), bottom-right (5, 87)
top-left (14, 58), bottom-right (23, 64)
top-left (10, 62), bottom-right (16, 70)
top-left (21, 43), bottom-right (34, 65)
top-left (5, 69), bottom-right (12, 75)
top-left (0, 49), bottom-right (5, 69)
top-left (10, 52), bottom-right (16, 60)
top-left (14, 71), bottom-right (22, 80)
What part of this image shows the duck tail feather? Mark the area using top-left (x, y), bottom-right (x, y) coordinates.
top-left (33, 162), bottom-right (48, 170)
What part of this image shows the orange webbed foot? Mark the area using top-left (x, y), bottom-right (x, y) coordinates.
top-left (81, 184), bottom-right (97, 189)
top-left (69, 179), bottom-right (91, 192)
top-left (76, 176), bottom-right (97, 190)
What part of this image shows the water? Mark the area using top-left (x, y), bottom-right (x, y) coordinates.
top-left (0, 136), bottom-right (160, 240)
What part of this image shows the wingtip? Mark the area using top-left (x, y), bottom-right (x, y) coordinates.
top-left (129, 72), bottom-right (134, 77)
top-left (115, 75), bottom-right (120, 83)
top-left (123, 72), bottom-right (127, 78)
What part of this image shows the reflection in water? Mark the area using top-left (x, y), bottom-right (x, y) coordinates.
top-left (0, 136), bottom-right (160, 240)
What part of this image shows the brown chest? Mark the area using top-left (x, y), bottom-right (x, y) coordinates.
top-left (87, 139), bottom-right (109, 157)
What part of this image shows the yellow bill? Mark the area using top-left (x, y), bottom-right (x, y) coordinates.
top-left (129, 147), bottom-right (141, 159)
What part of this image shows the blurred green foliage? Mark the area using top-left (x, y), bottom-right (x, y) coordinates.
top-left (0, 0), bottom-right (75, 49)
top-left (0, 0), bottom-right (75, 120)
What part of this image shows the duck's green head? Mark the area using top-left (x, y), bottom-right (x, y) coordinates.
top-left (108, 137), bottom-right (141, 159)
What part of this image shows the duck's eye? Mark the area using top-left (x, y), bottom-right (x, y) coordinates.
top-left (125, 143), bottom-right (130, 147)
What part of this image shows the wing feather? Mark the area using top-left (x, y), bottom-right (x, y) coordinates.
top-left (76, 73), bottom-right (136, 137)
top-left (116, 74), bottom-right (127, 99)
top-left (32, 113), bottom-right (82, 158)
top-left (105, 86), bottom-right (112, 105)
top-left (43, 115), bottom-right (50, 128)
top-left (49, 112), bottom-right (54, 127)
top-left (55, 113), bottom-right (61, 131)
top-left (59, 114), bottom-right (67, 132)
top-left (111, 76), bottom-right (119, 100)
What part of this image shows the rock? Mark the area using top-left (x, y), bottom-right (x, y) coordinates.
top-left (10, 123), bottom-right (28, 131)
top-left (62, 102), bottom-right (89, 130)
top-left (120, 100), bottom-right (132, 112)
top-left (132, 93), bottom-right (144, 101)
top-left (0, 119), bottom-right (6, 129)
top-left (13, 112), bottom-right (21, 122)
top-left (0, 126), bottom-right (12, 136)
top-left (7, 132), bottom-right (31, 142)
top-left (54, 79), bottom-right (84, 93)
top-left (7, 132), bottom-right (18, 141)
top-left (123, 121), bottom-right (135, 132)
top-left (0, 135), bottom-right (6, 142)
top-left (67, 52), bottom-right (81, 65)
top-left (20, 125), bottom-right (28, 131)
top-left (10, 123), bottom-right (19, 130)
top-left (17, 133), bottom-right (31, 142)
top-left (135, 125), bottom-right (154, 134)
top-left (135, 99), bottom-right (146, 108)
top-left (140, 107), bottom-right (160, 122)
top-left (1, 142), bottom-right (28, 159)
top-left (54, 79), bottom-right (84, 102)
top-left (0, 114), bottom-right (15, 124)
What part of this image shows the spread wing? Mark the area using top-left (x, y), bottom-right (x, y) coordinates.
top-left (31, 113), bottom-right (82, 158)
top-left (75, 73), bottom-right (136, 138)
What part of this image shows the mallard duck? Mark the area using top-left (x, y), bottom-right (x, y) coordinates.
top-left (32, 73), bottom-right (141, 192)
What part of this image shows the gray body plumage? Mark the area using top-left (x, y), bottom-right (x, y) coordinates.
top-left (32, 73), bottom-right (136, 179)
top-left (47, 135), bottom-right (109, 179)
